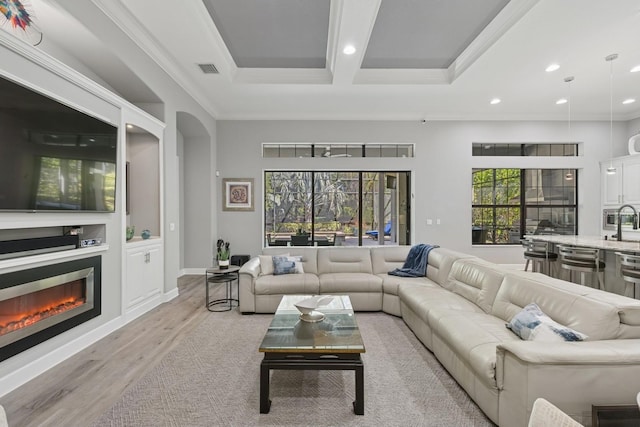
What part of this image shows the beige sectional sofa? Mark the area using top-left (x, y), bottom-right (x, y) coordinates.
top-left (238, 246), bottom-right (640, 426)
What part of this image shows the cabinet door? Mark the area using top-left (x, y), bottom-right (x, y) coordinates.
top-left (602, 161), bottom-right (623, 205)
top-left (144, 245), bottom-right (163, 298)
top-left (125, 244), bottom-right (163, 310)
top-left (622, 157), bottom-right (640, 204)
top-left (125, 247), bottom-right (147, 308)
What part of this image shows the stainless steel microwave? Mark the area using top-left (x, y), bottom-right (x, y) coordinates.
top-left (603, 208), bottom-right (637, 230)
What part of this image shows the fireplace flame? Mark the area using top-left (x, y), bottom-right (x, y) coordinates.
top-left (0, 296), bottom-right (85, 337)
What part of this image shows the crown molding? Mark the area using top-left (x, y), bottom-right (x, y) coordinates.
top-left (234, 68), bottom-right (332, 85)
top-left (354, 68), bottom-right (449, 85)
top-left (0, 28), bottom-right (163, 130)
top-left (91, 0), bottom-right (221, 118)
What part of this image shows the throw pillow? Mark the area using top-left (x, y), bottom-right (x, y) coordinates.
top-left (506, 302), bottom-right (588, 342)
top-left (287, 256), bottom-right (304, 274)
top-left (259, 254), bottom-right (289, 276)
top-left (259, 255), bottom-right (274, 276)
top-left (272, 255), bottom-right (304, 275)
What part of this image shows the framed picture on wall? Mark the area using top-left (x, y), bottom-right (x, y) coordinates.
top-left (223, 178), bottom-right (254, 211)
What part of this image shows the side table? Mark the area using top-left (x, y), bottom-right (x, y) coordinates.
top-left (205, 265), bottom-right (240, 312)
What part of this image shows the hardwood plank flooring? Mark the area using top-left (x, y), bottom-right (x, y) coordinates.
top-left (0, 275), bottom-right (221, 427)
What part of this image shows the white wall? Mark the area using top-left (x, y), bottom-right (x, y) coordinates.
top-left (216, 119), bottom-right (627, 264)
top-left (181, 116), bottom-right (216, 269)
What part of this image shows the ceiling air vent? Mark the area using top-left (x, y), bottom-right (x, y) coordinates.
top-left (197, 63), bottom-right (219, 74)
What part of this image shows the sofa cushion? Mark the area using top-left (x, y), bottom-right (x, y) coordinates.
top-left (429, 310), bottom-right (521, 388)
top-left (259, 254), bottom-right (288, 276)
top-left (254, 273), bottom-right (320, 295)
top-left (425, 248), bottom-right (477, 286)
top-left (319, 273), bottom-right (382, 293)
top-left (443, 258), bottom-right (506, 314)
top-left (380, 274), bottom-right (436, 296)
top-left (370, 246), bottom-right (411, 274)
top-left (263, 247), bottom-right (318, 275)
top-left (317, 247), bottom-right (373, 274)
top-left (370, 246), bottom-right (473, 286)
top-left (399, 284), bottom-right (483, 324)
top-left (273, 256), bottom-right (304, 275)
top-left (492, 272), bottom-right (623, 341)
top-left (506, 302), bottom-right (588, 342)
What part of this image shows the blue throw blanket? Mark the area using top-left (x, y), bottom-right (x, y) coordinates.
top-left (388, 244), bottom-right (439, 277)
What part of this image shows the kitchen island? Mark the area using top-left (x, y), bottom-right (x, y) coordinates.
top-left (527, 234), bottom-right (640, 298)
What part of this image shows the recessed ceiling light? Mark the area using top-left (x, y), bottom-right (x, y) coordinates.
top-left (631, 65), bottom-right (640, 73)
top-left (623, 98), bottom-right (636, 105)
top-left (545, 63), bottom-right (560, 72)
top-left (126, 124), bottom-right (133, 129)
top-left (343, 45), bottom-right (356, 55)
top-left (490, 98), bottom-right (501, 105)
top-left (556, 98), bottom-right (568, 105)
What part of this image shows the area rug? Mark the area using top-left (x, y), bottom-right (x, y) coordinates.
top-left (92, 310), bottom-right (494, 426)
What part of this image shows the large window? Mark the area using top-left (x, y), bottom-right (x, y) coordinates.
top-left (472, 169), bottom-right (577, 245)
top-left (264, 171), bottom-right (410, 247)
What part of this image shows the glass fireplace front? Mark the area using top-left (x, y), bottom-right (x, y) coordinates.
top-left (0, 256), bottom-right (101, 361)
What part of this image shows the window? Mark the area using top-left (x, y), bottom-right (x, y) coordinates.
top-left (262, 143), bottom-right (414, 158)
top-left (472, 169), bottom-right (577, 245)
top-left (264, 171), bottom-right (411, 247)
top-left (472, 143), bottom-right (578, 157)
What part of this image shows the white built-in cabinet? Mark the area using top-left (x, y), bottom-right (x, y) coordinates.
top-left (122, 112), bottom-right (165, 320)
top-left (124, 240), bottom-right (163, 312)
top-left (601, 156), bottom-right (640, 205)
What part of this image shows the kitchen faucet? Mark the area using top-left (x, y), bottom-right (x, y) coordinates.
top-left (616, 204), bottom-right (638, 241)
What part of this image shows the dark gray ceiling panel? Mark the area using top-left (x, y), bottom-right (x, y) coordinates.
top-left (203, 0), bottom-right (330, 68)
top-left (362, 0), bottom-right (510, 69)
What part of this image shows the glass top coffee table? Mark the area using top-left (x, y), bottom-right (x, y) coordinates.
top-left (259, 295), bottom-right (366, 415)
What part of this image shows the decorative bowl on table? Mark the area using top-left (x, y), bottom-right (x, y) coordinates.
top-left (294, 295), bottom-right (334, 323)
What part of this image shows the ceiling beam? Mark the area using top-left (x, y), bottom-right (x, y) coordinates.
top-left (329, 0), bottom-right (381, 85)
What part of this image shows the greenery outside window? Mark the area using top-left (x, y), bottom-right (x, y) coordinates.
top-left (472, 168), bottom-right (577, 245)
top-left (264, 171), bottom-right (410, 247)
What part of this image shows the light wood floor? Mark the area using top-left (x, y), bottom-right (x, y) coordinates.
top-left (0, 275), bottom-right (217, 427)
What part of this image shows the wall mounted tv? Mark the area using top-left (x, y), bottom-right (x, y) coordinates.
top-left (0, 74), bottom-right (117, 212)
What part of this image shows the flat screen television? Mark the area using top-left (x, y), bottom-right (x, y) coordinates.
top-left (0, 74), bottom-right (118, 212)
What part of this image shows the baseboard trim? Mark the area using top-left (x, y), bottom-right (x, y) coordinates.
top-left (181, 267), bottom-right (207, 276)
top-left (164, 287), bottom-right (179, 302)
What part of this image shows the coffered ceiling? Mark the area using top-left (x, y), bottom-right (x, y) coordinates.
top-left (19, 0), bottom-right (640, 121)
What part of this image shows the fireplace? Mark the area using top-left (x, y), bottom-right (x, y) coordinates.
top-left (0, 256), bottom-right (101, 362)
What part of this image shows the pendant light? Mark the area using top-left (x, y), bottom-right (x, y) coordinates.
top-left (564, 76), bottom-right (574, 180)
top-left (605, 53), bottom-right (618, 175)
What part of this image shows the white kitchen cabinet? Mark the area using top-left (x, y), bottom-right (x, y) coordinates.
top-left (601, 156), bottom-right (640, 205)
top-left (621, 156), bottom-right (640, 205)
top-left (125, 240), bottom-right (163, 313)
top-left (602, 160), bottom-right (624, 205)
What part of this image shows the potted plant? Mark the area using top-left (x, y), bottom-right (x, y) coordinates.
top-left (217, 239), bottom-right (231, 269)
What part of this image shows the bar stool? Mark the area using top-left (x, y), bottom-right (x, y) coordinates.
top-left (558, 245), bottom-right (605, 290)
top-left (522, 239), bottom-right (558, 277)
top-left (615, 252), bottom-right (640, 299)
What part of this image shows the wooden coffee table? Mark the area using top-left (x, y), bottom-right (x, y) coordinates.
top-left (258, 295), bottom-right (366, 415)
